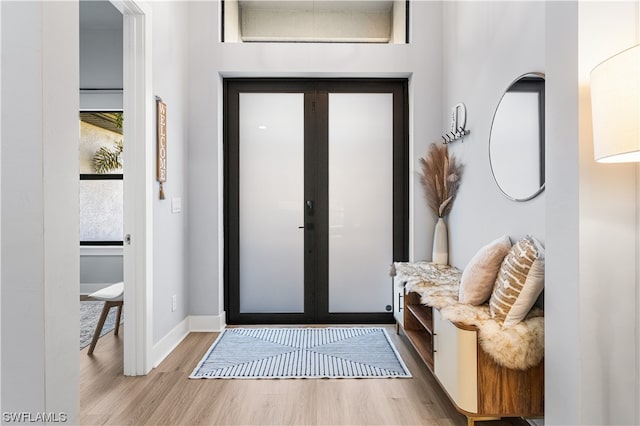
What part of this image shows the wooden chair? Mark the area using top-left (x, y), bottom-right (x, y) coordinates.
top-left (87, 282), bottom-right (123, 355)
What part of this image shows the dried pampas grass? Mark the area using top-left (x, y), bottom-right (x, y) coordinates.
top-left (419, 144), bottom-right (464, 217)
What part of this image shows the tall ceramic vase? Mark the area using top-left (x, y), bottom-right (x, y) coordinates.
top-left (432, 217), bottom-right (448, 265)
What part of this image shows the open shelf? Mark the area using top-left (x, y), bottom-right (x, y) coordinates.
top-left (404, 328), bottom-right (434, 372)
top-left (402, 288), bottom-right (544, 421)
top-left (406, 304), bottom-right (433, 333)
top-left (403, 293), bottom-right (435, 373)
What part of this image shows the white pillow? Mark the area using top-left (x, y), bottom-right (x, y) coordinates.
top-left (458, 235), bottom-right (512, 305)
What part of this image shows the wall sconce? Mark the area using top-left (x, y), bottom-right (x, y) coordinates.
top-left (590, 44), bottom-right (640, 163)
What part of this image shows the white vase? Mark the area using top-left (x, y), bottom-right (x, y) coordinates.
top-left (432, 217), bottom-right (448, 265)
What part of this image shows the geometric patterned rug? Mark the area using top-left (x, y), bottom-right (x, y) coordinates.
top-left (189, 327), bottom-right (411, 379)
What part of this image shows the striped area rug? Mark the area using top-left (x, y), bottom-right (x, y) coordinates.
top-left (189, 327), bottom-right (411, 379)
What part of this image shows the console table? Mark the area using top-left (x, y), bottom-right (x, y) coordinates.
top-left (393, 262), bottom-right (544, 425)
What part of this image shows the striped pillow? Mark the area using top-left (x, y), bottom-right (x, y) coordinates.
top-left (489, 236), bottom-right (544, 327)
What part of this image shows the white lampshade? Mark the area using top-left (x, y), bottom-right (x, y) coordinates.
top-left (590, 44), bottom-right (640, 163)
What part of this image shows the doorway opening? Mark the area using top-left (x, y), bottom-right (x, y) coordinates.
top-left (79, 0), bottom-right (125, 361)
top-left (78, 0), bottom-right (153, 377)
top-left (224, 79), bottom-right (409, 324)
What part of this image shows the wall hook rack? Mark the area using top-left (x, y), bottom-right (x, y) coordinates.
top-left (441, 102), bottom-right (470, 144)
top-left (441, 127), bottom-right (470, 144)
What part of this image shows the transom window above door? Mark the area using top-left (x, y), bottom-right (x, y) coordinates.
top-left (223, 0), bottom-right (409, 44)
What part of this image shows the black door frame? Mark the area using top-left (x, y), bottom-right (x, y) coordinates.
top-left (224, 78), bottom-right (408, 324)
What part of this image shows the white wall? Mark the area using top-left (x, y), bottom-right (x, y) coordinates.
top-left (1, 1), bottom-right (79, 421)
top-left (545, 3), bottom-right (581, 423)
top-left (187, 0), bottom-right (443, 321)
top-left (80, 248), bottom-right (123, 294)
top-left (576, 1), bottom-right (639, 423)
top-left (150, 1), bottom-right (191, 343)
top-left (546, 1), bottom-right (640, 424)
top-left (79, 0), bottom-right (122, 90)
top-left (80, 28), bottom-right (123, 89)
top-left (442, 1), bottom-right (546, 269)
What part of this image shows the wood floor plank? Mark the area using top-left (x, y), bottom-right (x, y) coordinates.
top-left (80, 325), bottom-right (530, 426)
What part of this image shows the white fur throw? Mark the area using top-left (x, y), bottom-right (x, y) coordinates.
top-left (392, 262), bottom-right (544, 370)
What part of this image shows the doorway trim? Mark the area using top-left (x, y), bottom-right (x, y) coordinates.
top-left (111, 0), bottom-right (153, 376)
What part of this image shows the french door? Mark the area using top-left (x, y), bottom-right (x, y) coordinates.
top-left (225, 79), bottom-right (408, 324)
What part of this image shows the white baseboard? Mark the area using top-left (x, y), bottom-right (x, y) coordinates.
top-left (151, 312), bottom-right (226, 367)
top-left (152, 317), bottom-right (190, 368)
top-left (189, 312), bottom-right (226, 332)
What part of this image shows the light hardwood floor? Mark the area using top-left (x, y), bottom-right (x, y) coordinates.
top-left (80, 326), bottom-right (529, 426)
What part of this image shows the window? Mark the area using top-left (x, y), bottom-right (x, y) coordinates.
top-left (223, 0), bottom-right (409, 44)
top-left (79, 112), bottom-right (124, 246)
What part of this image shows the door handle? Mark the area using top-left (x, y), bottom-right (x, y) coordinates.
top-left (306, 200), bottom-right (314, 216)
top-left (298, 223), bottom-right (314, 230)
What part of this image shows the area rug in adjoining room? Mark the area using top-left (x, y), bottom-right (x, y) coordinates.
top-left (80, 301), bottom-right (122, 350)
top-left (189, 327), bottom-right (412, 379)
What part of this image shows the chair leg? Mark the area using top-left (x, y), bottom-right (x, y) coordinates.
top-left (87, 301), bottom-right (113, 355)
top-left (114, 302), bottom-right (123, 336)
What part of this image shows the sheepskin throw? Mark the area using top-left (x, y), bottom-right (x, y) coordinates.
top-left (392, 261), bottom-right (544, 370)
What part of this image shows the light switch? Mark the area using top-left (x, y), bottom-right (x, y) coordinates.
top-left (171, 197), bottom-right (182, 214)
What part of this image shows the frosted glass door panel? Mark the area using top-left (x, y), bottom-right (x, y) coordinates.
top-left (239, 93), bottom-right (304, 313)
top-left (328, 93), bottom-right (393, 313)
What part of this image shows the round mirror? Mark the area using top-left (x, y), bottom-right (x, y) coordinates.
top-left (489, 73), bottom-right (545, 201)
